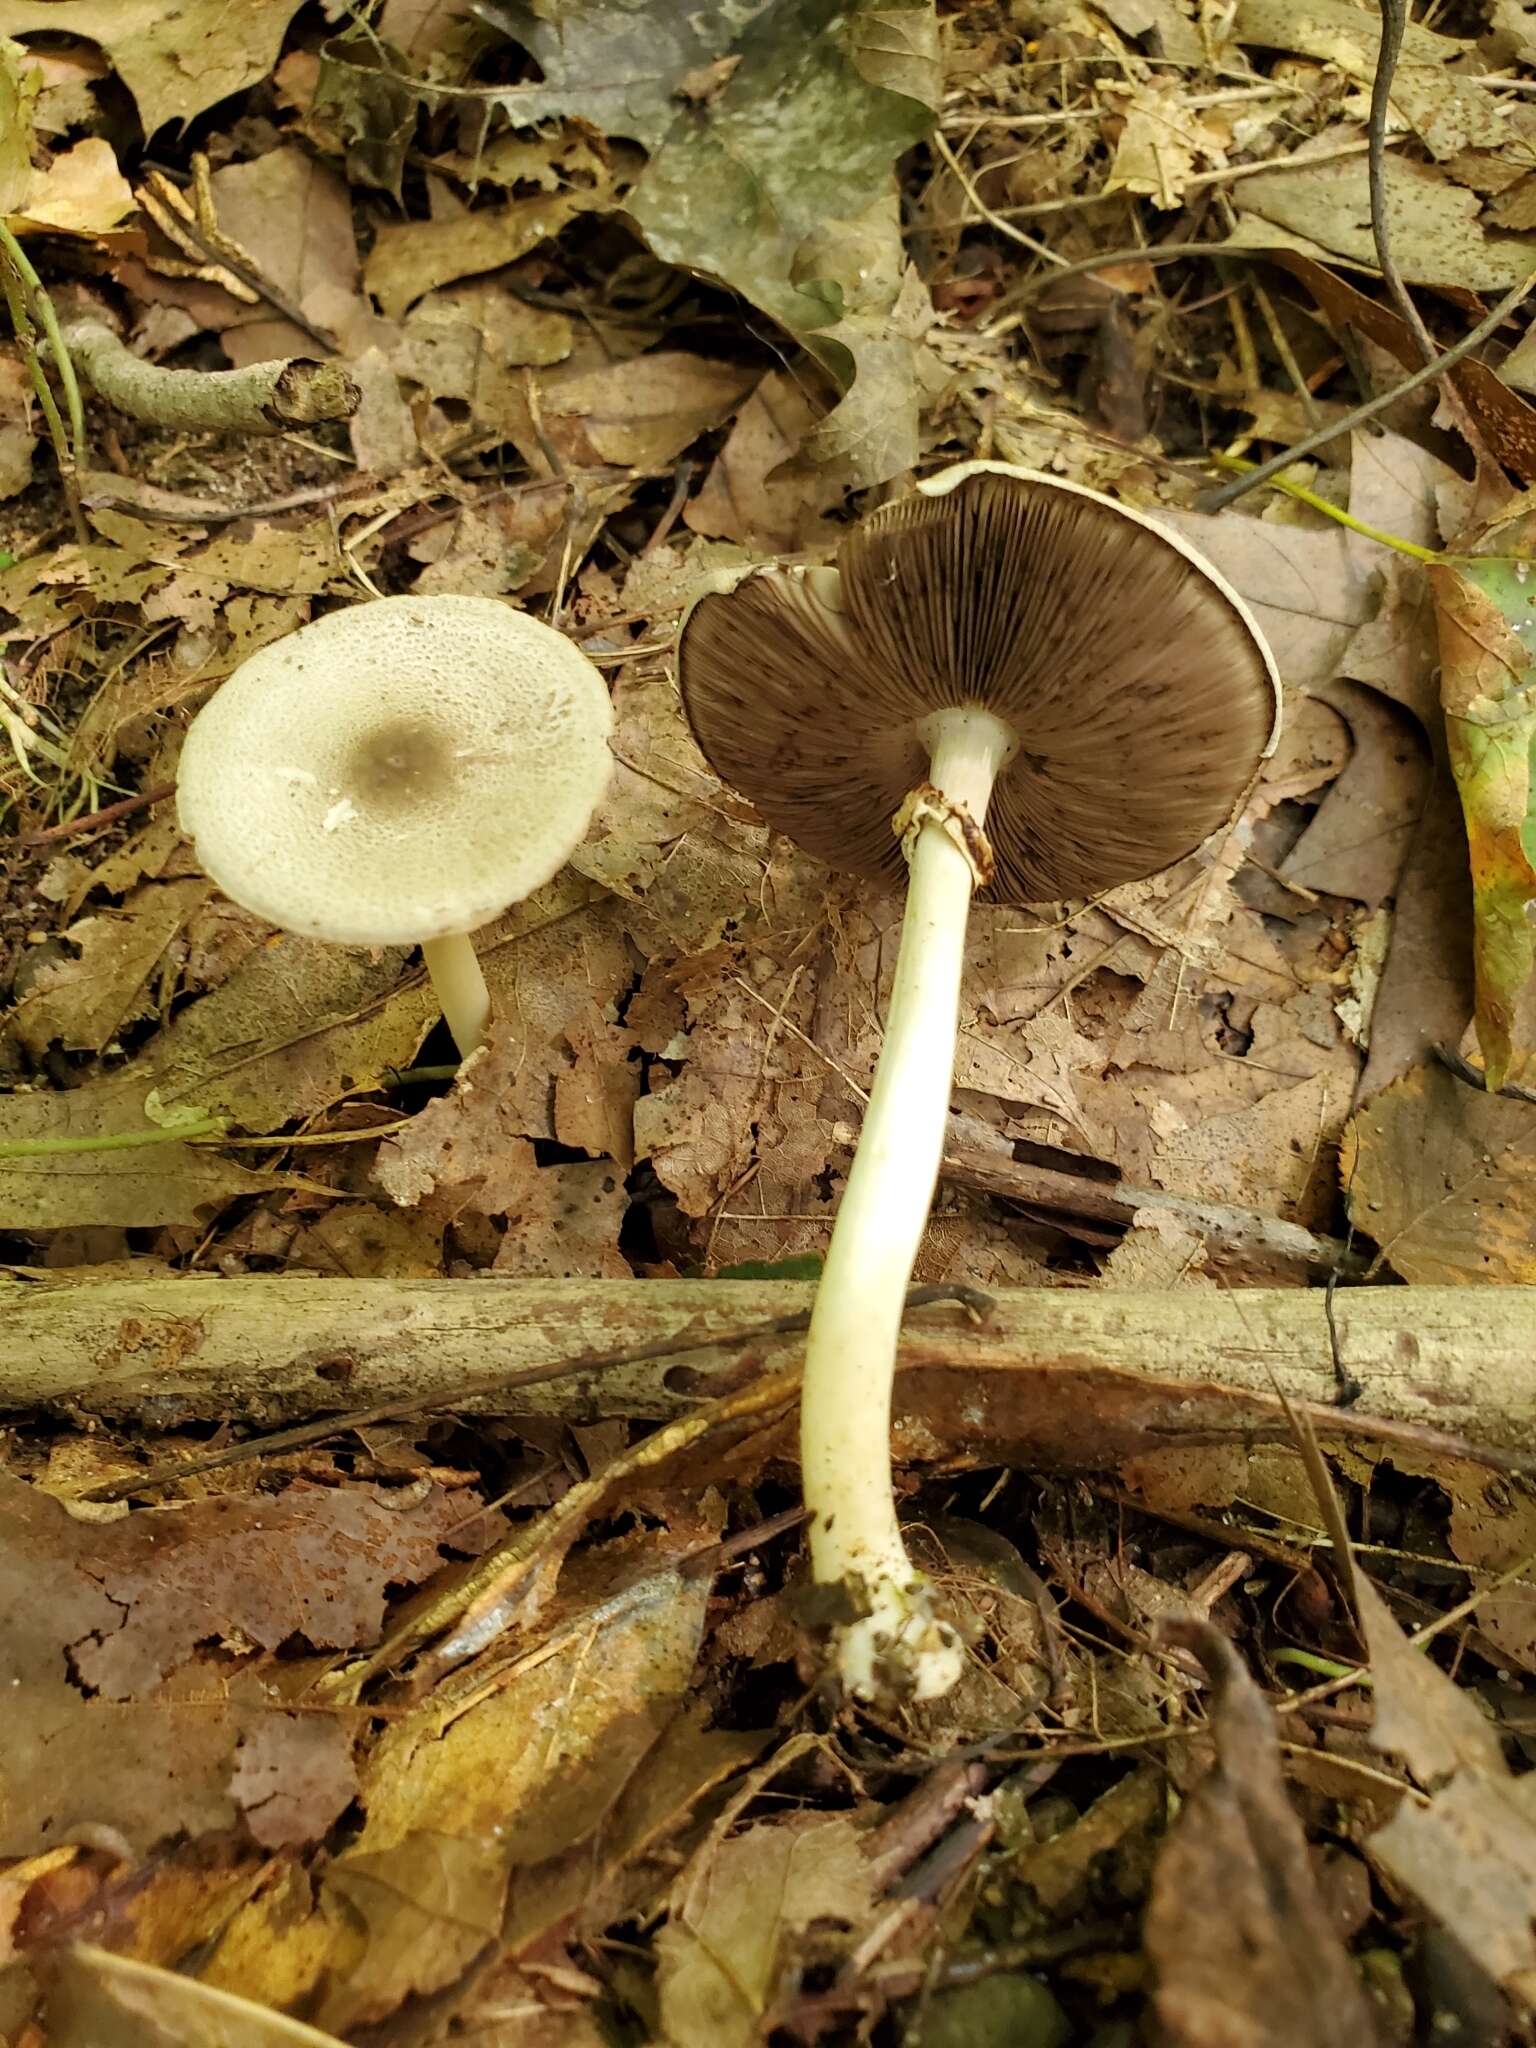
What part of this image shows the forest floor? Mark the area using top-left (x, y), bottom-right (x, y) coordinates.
top-left (2, 1), bottom-right (1536, 2043)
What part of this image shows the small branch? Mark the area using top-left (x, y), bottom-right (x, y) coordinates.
top-left (19, 777), bottom-right (176, 848)
top-left (941, 1146), bottom-right (1363, 1275)
top-left (61, 320), bottom-right (360, 437)
top-left (1369, 0), bottom-right (1437, 369)
top-left (1201, 265), bottom-right (1536, 511)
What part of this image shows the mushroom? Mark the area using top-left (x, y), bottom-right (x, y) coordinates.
top-left (677, 460), bottom-right (1280, 1701)
top-left (177, 594), bottom-right (613, 1055)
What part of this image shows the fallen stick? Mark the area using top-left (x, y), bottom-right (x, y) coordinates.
top-left (0, 1277), bottom-right (1529, 1470)
top-left (62, 319), bottom-right (359, 435)
top-left (941, 1147), bottom-right (1359, 1274)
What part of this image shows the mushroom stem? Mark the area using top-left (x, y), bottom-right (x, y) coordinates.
top-left (419, 933), bottom-right (491, 1057)
top-left (800, 704), bottom-right (1015, 1701)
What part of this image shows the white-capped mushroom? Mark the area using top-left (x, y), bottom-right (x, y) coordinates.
top-left (177, 595), bottom-right (613, 1054)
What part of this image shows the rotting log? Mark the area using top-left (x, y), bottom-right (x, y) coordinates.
top-left (0, 1278), bottom-right (1532, 1471)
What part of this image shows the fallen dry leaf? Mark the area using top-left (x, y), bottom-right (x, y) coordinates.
top-left (46, 1944), bottom-right (345, 2048)
top-left (229, 1716), bottom-right (359, 1852)
top-left (1145, 1616), bottom-right (1383, 2048)
top-left (1343, 1058), bottom-right (1536, 1281)
top-left (5, 876), bottom-right (212, 1059)
top-left (1232, 155), bottom-right (1535, 291)
top-left (1102, 79), bottom-right (1227, 208)
top-left (1236, 0), bottom-right (1507, 159)
top-left (1348, 1546), bottom-right (1536, 2009)
top-left (0, 0), bottom-right (307, 135)
top-left (656, 1813), bottom-right (874, 2048)
top-left (4, 136), bottom-right (135, 238)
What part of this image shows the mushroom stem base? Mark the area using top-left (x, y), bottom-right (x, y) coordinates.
top-left (420, 932), bottom-right (491, 1057)
top-left (799, 704), bottom-right (1014, 1703)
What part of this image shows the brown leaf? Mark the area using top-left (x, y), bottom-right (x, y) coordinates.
top-left (538, 353), bottom-right (757, 471)
top-left (0, 0), bottom-right (308, 135)
top-left (4, 136), bottom-right (134, 237)
top-left (47, 1944), bottom-right (346, 2046)
top-left (1347, 1557), bottom-right (1536, 2008)
top-left (43, 1477), bottom-right (466, 1699)
top-left (1, 1471), bottom-right (243, 1855)
top-left (656, 1815), bottom-right (874, 2048)
top-left (1145, 1617), bottom-right (1382, 2048)
top-left (229, 1715), bottom-right (358, 1851)
top-left (684, 368), bottom-right (845, 553)
top-left (366, 192), bottom-right (597, 321)
top-left (1232, 155), bottom-right (1532, 291)
top-left (1343, 1060), bottom-right (1536, 1281)
top-left (6, 877), bottom-right (213, 1058)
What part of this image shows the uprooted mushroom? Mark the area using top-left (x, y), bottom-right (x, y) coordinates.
top-left (678, 459), bottom-right (1281, 1702)
top-left (176, 594), bottom-right (614, 1056)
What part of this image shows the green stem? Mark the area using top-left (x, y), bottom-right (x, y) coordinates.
top-left (1211, 453), bottom-right (1441, 563)
top-left (1271, 1647), bottom-right (1373, 1684)
top-left (0, 218), bottom-right (88, 544)
top-left (0, 1116), bottom-right (229, 1158)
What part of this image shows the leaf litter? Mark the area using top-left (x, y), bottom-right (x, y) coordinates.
top-left (3, 0), bottom-right (1536, 2040)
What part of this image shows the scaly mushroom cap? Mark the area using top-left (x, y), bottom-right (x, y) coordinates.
top-left (678, 462), bottom-right (1280, 902)
top-left (177, 595), bottom-right (613, 946)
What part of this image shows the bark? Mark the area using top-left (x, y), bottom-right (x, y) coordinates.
top-left (64, 320), bottom-right (359, 435)
top-left (0, 1276), bottom-right (1529, 1473)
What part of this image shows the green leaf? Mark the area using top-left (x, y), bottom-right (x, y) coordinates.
top-left (628, 0), bottom-right (938, 486)
top-left (710, 1253), bottom-right (824, 1281)
top-left (1428, 556), bottom-right (1536, 1088)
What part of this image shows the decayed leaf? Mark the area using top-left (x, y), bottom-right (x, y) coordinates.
top-left (1235, 0), bottom-right (1507, 159)
top-left (0, 1087), bottom-right (284, 1233)
top-left (1144, 1617), bottom-right (1382, 2048)
top-left (656, 1814), bottom-right (874, 2048)
top-left (1343, 1059), bottom-right (1536, 1282)
top-left (0, 0), bottom-right (308, 135)
top-left (47, 1946), bottom-right (345, 2048)
top-left (62, 1479), bottom-right (470, 1699)
top-left (293, 1563), bottom-right (712, 2034)
top-left (1, 1472), bottom-right (244, 1855)
top-left (625, 0), bottom-right (939, 486)
top-left (6, 876), bottom-right (212, 1059)
top-left (1342, 1551), bottom-right (1536, 2009)
top-left (1232, 155), bottom-right (1535, 290)
top-left (375, 1008), bottom-right (635, 1275)
top-left (1428, 556), bottom-right (1536, 1086)
top-left (1101, 79), bottom-right (1227, 208)
top-left (229, 1716), bottom-right (360, 1852)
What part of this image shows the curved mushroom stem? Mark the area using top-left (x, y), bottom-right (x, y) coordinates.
top-left (800, 705), bottom-right (1016, 1702)
top-left (420, 932), bottom-right (491, 1057)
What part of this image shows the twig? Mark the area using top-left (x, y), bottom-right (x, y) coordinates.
top-left (19, 778), bottom-right (176, 847)
top-left (1369, 0), bottom-right (1437, 369)
top-left (930, 126), bottom-right (1069, 268)
top-left (1433, 1041), bottom-right (1536, 1104)
top-left (79, 1283), bottom-right (994, 1502)
top-left (1201, 264), bottom-right (1536, 510)
top-left (61, 321), bottom-right (360, 436)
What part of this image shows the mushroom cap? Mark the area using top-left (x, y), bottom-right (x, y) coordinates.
top-left (177, 595), bottom-right (613, 946)
top-left (677, 461), bottom-right (1280, 902)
